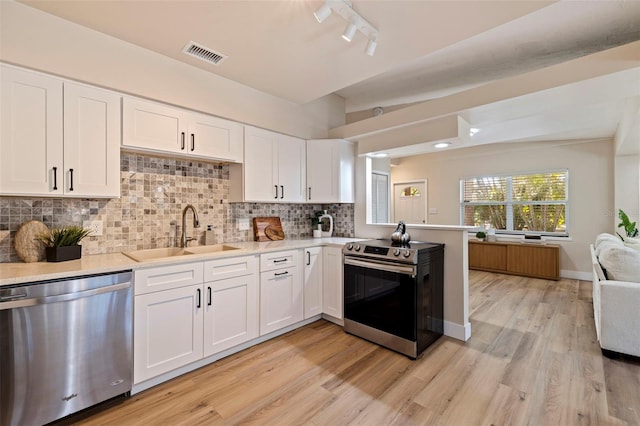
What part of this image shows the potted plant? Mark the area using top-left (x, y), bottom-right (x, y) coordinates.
top-left (311, 211), bottom-right (323, 238)
top-left (475, 231), bottom-right (487, 241)
top-left (617, 209), bottom-right (639, 240)
top-left (39, 225), bottom-right (92, 262)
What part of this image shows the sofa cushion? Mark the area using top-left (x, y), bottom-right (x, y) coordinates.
top-left (596, 239), bottom-right (623, 257)
top-left (596, 233), bottom-right (621, 248)
top-left (598, 245), bottom-right (640, 283)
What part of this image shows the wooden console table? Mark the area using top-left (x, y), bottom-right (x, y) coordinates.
top-left (468, 240), bottom-right (560, 280)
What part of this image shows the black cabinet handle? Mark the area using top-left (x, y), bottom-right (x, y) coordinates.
top-left (307, 251), bottom-right (311, 266)
top-left (52, 167), bottom-right (58, 190)
top-left (280, 185), bottom-right (284, 199)
top-left (274, 271), bottom-right (289, 277)
top-left (308, 187), bottom-right (311, 200)
top-left (191, 134), bottom-right (195, 151)
top-left (69, 169), bottom-right (74, 191)
top-left (207, 286), bottom-right (212, 306)
top-left (181, 132), bottom-right (185, 150)
top-left (196, 288), bottom-right (201, 308)
top-left (273, 258), bottom-right (287, 263)
top-left (274, 185), bottom-right (278, 199)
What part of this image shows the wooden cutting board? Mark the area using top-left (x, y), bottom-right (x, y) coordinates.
top-left (253, 217), bottom-right (285, 241)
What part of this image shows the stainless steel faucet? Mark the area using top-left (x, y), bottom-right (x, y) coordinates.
top-left (181, 204), bottom-right (200, 247)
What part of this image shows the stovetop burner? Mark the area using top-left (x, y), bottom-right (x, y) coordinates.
top-left (343, 239), bottom-right (442, 264)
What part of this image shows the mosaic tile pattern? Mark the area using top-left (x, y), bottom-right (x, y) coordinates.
top-left (0, 152), bottom-right (354, 263)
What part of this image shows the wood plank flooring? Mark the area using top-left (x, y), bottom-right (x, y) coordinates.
top-left (70, 271), bottom-right (640, 425)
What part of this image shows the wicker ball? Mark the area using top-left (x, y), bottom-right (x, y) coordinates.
top-left (14, 220), bottom-right (49, 263)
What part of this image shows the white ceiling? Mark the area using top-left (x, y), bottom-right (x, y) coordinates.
top-left (18, 0), bottom-right (640, 152)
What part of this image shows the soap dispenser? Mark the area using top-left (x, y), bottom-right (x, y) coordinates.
top-left (318, 210), bottom-right (334, 238)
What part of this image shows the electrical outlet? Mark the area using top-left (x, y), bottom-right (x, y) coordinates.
top-left (238, 218), bottom-right (250, 231)
top-left (83, 220), bottom-right (103, 236)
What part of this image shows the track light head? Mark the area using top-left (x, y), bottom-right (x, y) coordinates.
top-left (313, 3), bottom-right (332, 23)
top-left (365, 37), bottom-right (377, 56)
top-left (342, 22), bottom-right (357, 42)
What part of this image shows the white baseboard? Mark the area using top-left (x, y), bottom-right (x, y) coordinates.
top-left (561, 269), bottom-right (591, 281)
top-left (444, 320), bottom-right (471, 341)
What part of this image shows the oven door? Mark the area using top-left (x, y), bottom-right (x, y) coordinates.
top-left (343, 257), bottom-right (417, 341)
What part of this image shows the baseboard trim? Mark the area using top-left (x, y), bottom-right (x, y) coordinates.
top-left (561, 270), bottom-right (591, 281)
top-left (444, 320), bottom-right (471, 342)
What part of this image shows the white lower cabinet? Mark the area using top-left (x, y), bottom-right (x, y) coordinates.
top-left (322, 246), bottom-right (344, 320)
top-left (203, 256), bottom-right (259, 356)
top-left (304, 246), bottom-right (323, 319)
top-left (259, 250), bottom-right (303, 335)
top-left (134, 284), bottom-right (204, 383)
top-left (134, 255), bottom-right (258, 384)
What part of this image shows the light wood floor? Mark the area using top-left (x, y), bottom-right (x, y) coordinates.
top-left (72, 271), bottom-right (640, 425)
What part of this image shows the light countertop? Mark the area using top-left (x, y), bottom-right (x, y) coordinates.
top-left (0, 237), bottom-right (365, 286)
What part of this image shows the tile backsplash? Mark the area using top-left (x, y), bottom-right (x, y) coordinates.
top-left (0, 152), bottom-right (354, 263)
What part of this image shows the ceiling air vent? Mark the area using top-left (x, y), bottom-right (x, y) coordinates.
top-left (182, 41), bottom-right (228, 66)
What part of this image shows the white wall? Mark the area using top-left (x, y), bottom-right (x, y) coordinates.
top-left (615, 154), bottom-right (640, 232)
top-left (0, 1), bottom-right (344, 139)
top-left (386, 139), bottom-right (615, 276)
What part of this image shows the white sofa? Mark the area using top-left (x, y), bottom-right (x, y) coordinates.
top-left (590, 233), bottom-right (640, 357)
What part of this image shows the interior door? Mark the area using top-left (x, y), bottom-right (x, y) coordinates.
top-left (393, 181), bottom-right (427, 224)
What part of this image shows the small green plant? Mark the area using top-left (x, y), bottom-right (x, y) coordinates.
top-left (617, 209), bottom-right (639, 239)
top-left (311, 211), bottom-right (323, 228)
top-left (475, 231), bottom-right (487, 240)
top-left (39, 225), bottom-right (92, 247)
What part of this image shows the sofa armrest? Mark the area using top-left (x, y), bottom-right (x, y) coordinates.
top-left (599, 280), bottom-right (640, 356)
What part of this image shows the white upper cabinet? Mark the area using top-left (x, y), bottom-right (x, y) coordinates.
top-left (63, 83), bottom-right (121, 197)
top-left (236, 125), bottom-right (305, 202)
top-left (306, 139), bottom-right (355, 203)
top-left (0, 65), bottom-right (120, 197)
top-left (122, 97), bottom-right (243, 163)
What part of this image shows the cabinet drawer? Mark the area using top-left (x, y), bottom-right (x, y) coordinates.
top-left (260, 250), bottom-right (300, 272)
top-left (134, 262), bottom-right (204, 295)
top-left (204, 255), bottom-right (258, 282)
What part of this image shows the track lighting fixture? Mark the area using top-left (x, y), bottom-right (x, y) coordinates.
top-left (365, 37), bottom-right (377, 56)
top-left (342, 22), bottom-right (357, 42)
top-left (313, 3), bottom-right (332, 23)
top-left (314, 0), bottom-right (379, 56)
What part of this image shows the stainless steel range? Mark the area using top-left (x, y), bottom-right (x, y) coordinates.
top-left (343, 239), bottom-right (444, 359)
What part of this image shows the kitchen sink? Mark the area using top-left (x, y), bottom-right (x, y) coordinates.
top-left (123, 244), bottom-right (240, 262)
top-left (183, 244), bottom-right (240, 254)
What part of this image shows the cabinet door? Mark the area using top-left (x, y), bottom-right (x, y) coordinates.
top-left (306, 140), bottom-right (336, 202)
top-left (323, 246), bottom-right (343, 319)
top-left (243, 126), bottom-right (278, 201)
top-left (277, 134), bottom-right (306, 202)
top-left (260, 266), bottom-right (303, 335)
top-left (63, 83), bottom-right (121, 197)
top-left (134, 284), bottom-right (204, 384)
top-left (0, 66), bottom-right (63, 195)
top-left (122, 97), bottom-right (187, 154)
top-left (188, 113), bottom-right (243, 162)
top-left (203, 273), bottom-right (259, 356)
top-left (307, 139), bottom-right (355, 203)
top-left (304, 247), bottom-right (323, 319)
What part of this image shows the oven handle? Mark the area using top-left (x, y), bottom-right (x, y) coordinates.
top-left (344, 257), bottom-right (416, 276)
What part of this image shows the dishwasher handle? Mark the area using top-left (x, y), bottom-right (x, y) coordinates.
top-left (0, 282), bottom-right (131, 310)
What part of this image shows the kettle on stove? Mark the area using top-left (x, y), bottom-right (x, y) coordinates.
top-left (391, 221), bottom-right (411, 245)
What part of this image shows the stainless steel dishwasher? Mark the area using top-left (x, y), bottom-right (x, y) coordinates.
top-left (0, 271), bottom-right (133, 426)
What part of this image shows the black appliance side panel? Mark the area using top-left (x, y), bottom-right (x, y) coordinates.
top-left (417, 245), bottom-right (445, 355)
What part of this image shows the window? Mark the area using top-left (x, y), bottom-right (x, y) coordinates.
top-left (461, 170), bottom-right (568, 236)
